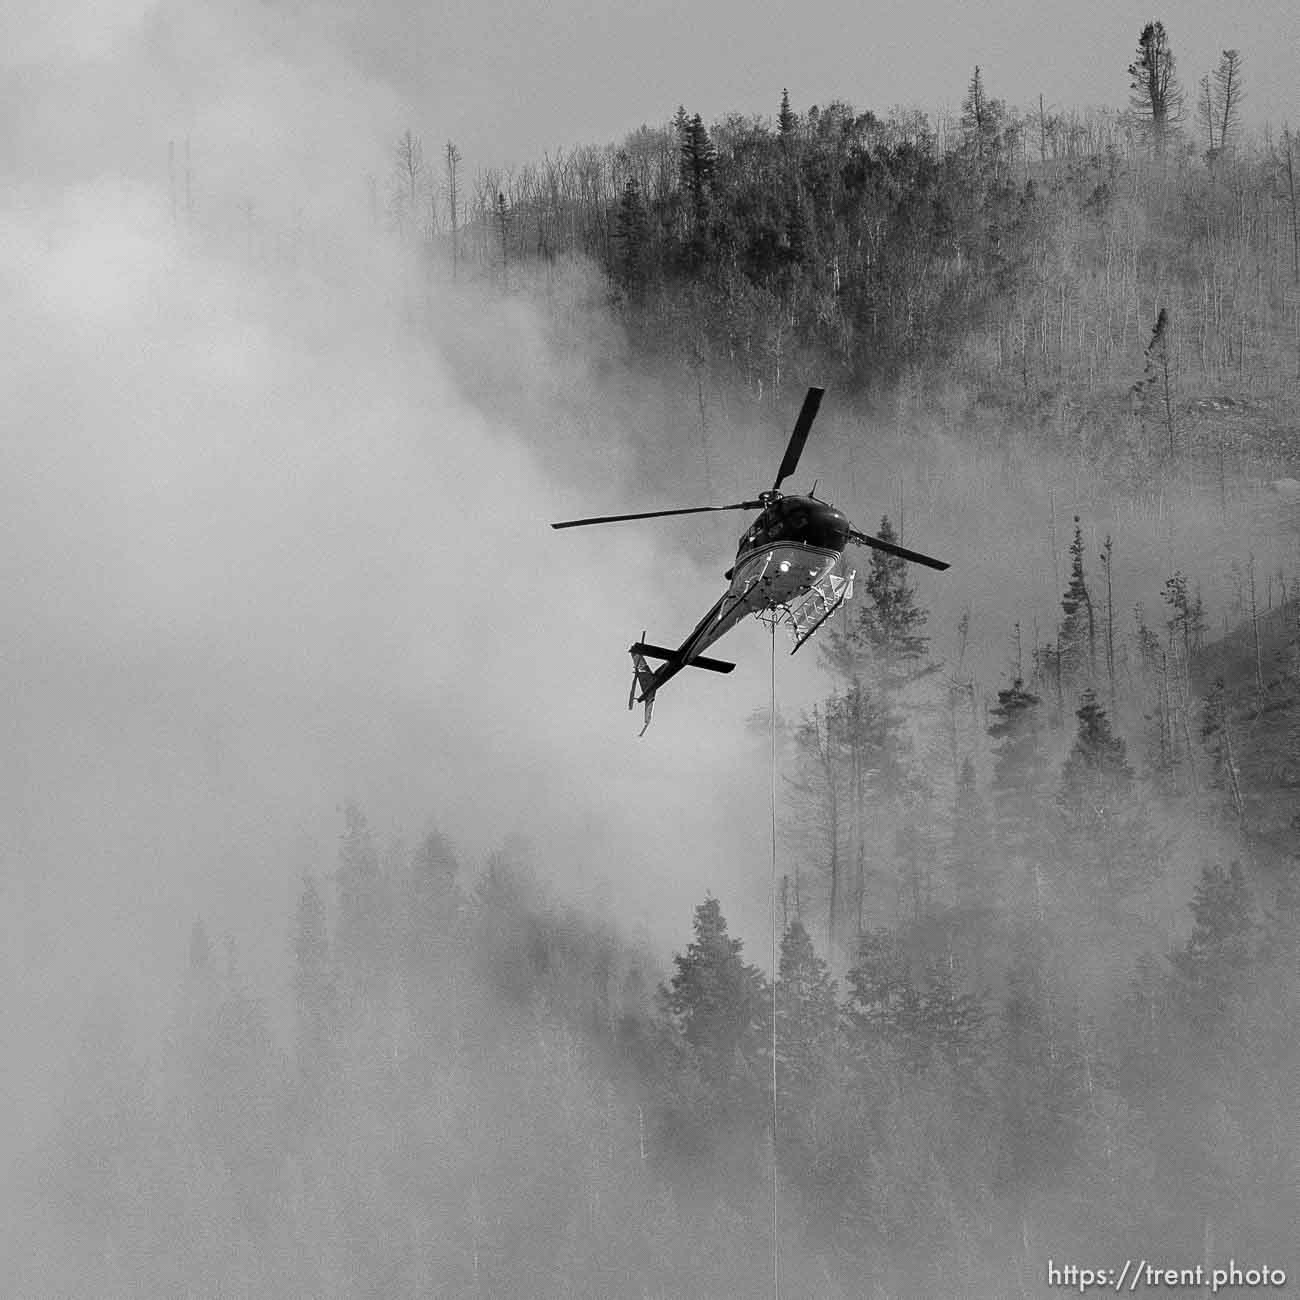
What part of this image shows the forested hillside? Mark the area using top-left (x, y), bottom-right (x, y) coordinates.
top-left (8, 43), bottom-right (1300, 1300)
top-left (426, 77), bottom-right (1299, 481)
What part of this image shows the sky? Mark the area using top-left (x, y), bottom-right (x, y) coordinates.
top-left (410, 0), bottom-right (1300, 169)
top-left (5, 0), bottom-right (1299, 179)
top-left (2, 0), bottom-right (1297, 1182)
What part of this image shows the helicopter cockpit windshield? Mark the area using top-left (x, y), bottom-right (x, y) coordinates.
top-left (736, 495), bottom-right (851, 558)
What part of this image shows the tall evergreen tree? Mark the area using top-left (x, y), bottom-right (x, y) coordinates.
top-left (845, 929), bottom-right (984, 1073)
top-left (1170, 862), bottom-right (1254, 1025)
top-left (789, 682), bottom-right (894, 957)
top-left (614, 175), bottom-right (649, 297)
top-left (1128, 21), bottom-right (1185, 156)
top-left (678, 112), bottom-right (716, 259)
top-left (334, 803), bottom-right (393, 1002)
top-left (664, 896), bottom-right (766, 1088)
top-left (986, 677), bottom-right (1048, 874)
top-left (788, 701), bottom-right (846, 957)
top-left (778, 88), bottom-right (797, 141)
top-left (916, 957), bottom-right (987, 1072)
top-left (1199, 676), bottom-right (1246, 822)
top-left (773, 920), bottom-right (838, 1094)
top-left (1058, 517), bottom-right (1096, 690)
top-left (844, 927), bottom-right (918, 1048)
top-left (960, 66), bottom-right (1004, 176)
top-left (823, 516), bottom-right (930, 688)
top-left (405, 829), bottom-right (461, 950)
top-left (402, 829), bottom-right (464, 1049)
top-left (1058, 689), bottom-right (1133, 831)
top-left (1161, 571), bottom-right (1205, 664)
top-left (1057, 689), bottom-right (1158, 901)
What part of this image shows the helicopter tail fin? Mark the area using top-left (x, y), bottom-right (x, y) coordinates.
top-left (629, 637), bottom-right (659, 736)
top-left (628, 637), bottom-right (736, 736)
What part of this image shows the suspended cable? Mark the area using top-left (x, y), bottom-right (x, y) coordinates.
top-left (769, 616), bottom-right (781, 1300)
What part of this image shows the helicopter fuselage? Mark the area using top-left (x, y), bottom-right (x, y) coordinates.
top-left (552, 384), bottom-right (947, 733)
top-left (627, 495), bottom-right (855, 723)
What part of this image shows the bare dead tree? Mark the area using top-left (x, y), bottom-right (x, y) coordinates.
top-left (1198, 76), bottom-right (1216, 155)
top-left (445, 141), bottom-right (462, 276)
top-left (392, 130), bottom-right (426, 239)
top-left (1281, 127), bottom-right (1299, 286)
top-left (1213, 50), bottom-right (1245, 155)
top-left (1101, 536), bottom-right (1117, 708)
top-left (496, 191), bottom-right (509, 286)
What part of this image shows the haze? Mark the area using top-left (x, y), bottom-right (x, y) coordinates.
top-left (3, 0), bottom-right (1298, 1294)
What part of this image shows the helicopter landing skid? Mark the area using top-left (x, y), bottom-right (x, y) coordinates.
top-left (780, 567), bottom-right (855, 653)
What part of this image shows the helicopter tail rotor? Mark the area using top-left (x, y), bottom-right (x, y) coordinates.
top-left (628, 639), bottom-right (658, 735)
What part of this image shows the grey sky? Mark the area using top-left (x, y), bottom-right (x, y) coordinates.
top-left (7, 0), bottom-right (1299, 178)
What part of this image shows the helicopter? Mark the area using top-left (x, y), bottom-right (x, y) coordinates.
top-left (551, 387), bottom-right (949, 733)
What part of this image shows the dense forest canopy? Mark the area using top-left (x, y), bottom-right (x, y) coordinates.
top-left (5, 19), bottom-right (1300, 1299)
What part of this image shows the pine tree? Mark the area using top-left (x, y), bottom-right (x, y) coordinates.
top-left (1170, 863), bottom-right (1254, 1025)
top-left (1162, 571), bottom-right (1206, 663)
top-left (334, 803), bottom-right (393, 1002)
top-left (986, 678), bottom-right (1048, 873)
top-left (405, 829), bottom-right (461, 950)
top-left (789, 683), bottom-right (893, 957)
top-left (773, 920), bottom-right (838, 1093)
top-left (678, 112), bottom-right (716, 260)
top-left (1200, 677), bottom-right (1246, 822)
top-left (1128, 21), bottom-right (1185, 157)
top-left (1134, 602), bottom-right (1162, 672)
top-left (1057, 689), bottom-right (1133, 832)
top-left (844, 927), bottom-right (918, 1050)
top-left (664, 896), bottom-right (766, 1087)
top-left (823, 516), bottom-right (930, 688)
top-left (916, 958), bottom-right (987, 1072)
top-left (1058, 517), bottom-right (1096, 689)
top-left (783, 191), bottom-right (812, 270)
top-left (1133, 308), bottom-right (1176, 457)
top-left (778, 88), bottom-right (797, 141)
top-left (788, 702), bottom-right (846, 957)
top-left (614, 176), bottom-right (649, 297)
top-left (845, 930), bottom-right (984, 1073)
top-left (1057, 690), bottom-right (1158, 900)
top-left (402, 829), bottom-right (464, 1043)
top-left (960, 66), bottom-right (1004, 176)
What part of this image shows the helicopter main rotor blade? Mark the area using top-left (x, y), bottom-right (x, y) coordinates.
top-left (551, 501), bottom-right (763, 530)
top-left (772, 386), bottom-right (825, 490)
top-left (848, 527), bottom-right (950, 571)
